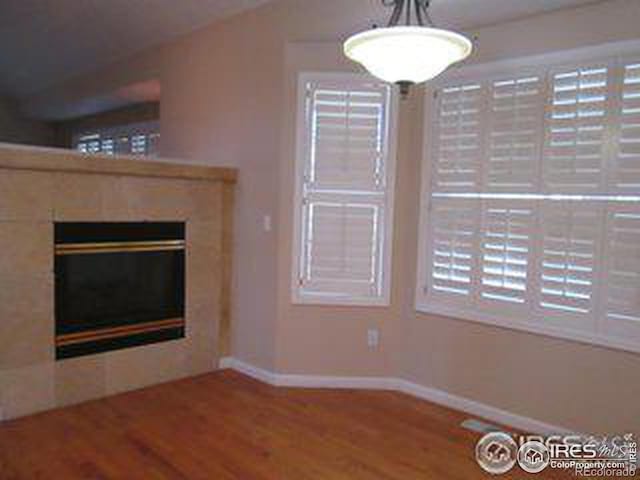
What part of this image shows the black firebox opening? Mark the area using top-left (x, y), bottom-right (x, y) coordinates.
top-left (55, 222), bottom-right (186, 360)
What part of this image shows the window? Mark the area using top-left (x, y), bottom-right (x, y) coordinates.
top-left (417, 50), bottom-right (640, 352)
top-left (74, 121), bottom-right (160, 157)
top-left (292, 73), bottom-right (398, 305)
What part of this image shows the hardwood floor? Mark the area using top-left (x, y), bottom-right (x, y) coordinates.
top-left (0, 370), bottom-right (573, 479)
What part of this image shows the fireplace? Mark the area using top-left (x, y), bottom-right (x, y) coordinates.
top-left (55, 222), bottom-right (186, 360)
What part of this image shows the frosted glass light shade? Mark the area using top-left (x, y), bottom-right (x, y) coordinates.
top-left (344, 26), bottom-right (473, 85)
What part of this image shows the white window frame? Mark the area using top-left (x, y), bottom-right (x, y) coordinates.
top-left (416, 40), bottom-right (640, 353)
top-left (292, 72), bottom-right (399, 306)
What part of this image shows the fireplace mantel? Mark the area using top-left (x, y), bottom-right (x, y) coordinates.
top-left (0, 143), bottom-right (237, 183)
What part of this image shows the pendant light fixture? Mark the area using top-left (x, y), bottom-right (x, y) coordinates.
top-left (344, 0), bottom-right (473, 96)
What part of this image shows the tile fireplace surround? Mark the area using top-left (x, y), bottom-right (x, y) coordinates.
top-left (0, 143), bottom-right (236, 421)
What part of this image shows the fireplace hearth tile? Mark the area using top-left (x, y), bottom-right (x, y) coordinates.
top-left (55, 355), bottom-right (106, 407)
top-left (186, 305), bottom-right (218, 376)
top-left (104, 340), bottom-right (188, 395)
top-left (0, 275), bottom-right (54, 369)
top-left (0, 363), bottom-right (55, 420)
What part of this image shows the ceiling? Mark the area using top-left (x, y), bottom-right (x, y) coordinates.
top-left (0, 0), bottom-right (605, 99)
top-left (0, 0), bottom-right (274, 98)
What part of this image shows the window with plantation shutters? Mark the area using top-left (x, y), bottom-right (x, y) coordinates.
top-left (417, 47), bottom-right (640, 353)
top-left (293, 73), bottom-right (397, 305)
top-left (73, 121), bottom-right (160, 157)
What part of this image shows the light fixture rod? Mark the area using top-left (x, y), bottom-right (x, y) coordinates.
top-left (384, 0), bottom-right (433, 27)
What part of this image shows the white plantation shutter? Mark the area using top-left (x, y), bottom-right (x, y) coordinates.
top-left (418, 50), bottom-right (640, 352)
top-left (310, 88), bottom-right (387, 190)
top-left (428, 198), bottom-right (478, 299)
top-left (603, 204), bottom-right (640, 337)
top-left (537, 202), bottom-right (600, 328)
top-left (544, 65), bottom-right (609, 192)
top-left (486, 76), bottom-right (543, 192)
top-left (294, 73), bottom-right (397, 305)
top-left (432, 84), bottom-right (485, 192)
top-left (479, 202), bottom-right (534, 307)
top-left (613, 62), bottom-right (640, 192)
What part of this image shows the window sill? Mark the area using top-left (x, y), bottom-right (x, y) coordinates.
top-left (415, 301), bottom-right (640, 355)
top-left (292, 293), bottom-right (391, 308)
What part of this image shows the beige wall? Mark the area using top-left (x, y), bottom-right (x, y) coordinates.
top-left (23, 0), bottom-right (640, 433)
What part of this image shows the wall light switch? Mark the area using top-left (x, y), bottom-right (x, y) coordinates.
top-left (367, 328), bottom-right (380, 349)
top-left (263, 215), bottom-right (272, 232)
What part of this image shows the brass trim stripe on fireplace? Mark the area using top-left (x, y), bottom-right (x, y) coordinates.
top-left (55, 240), bottom-right (186, 255)
top-left (55, 318), bottom-right (185, 347)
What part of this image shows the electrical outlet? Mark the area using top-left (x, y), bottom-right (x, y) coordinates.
top-left (367, 328), bottom-right (380, 349)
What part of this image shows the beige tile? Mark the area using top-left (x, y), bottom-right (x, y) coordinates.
top-left (55, 355), bottom-right (106, 408)
top-left (0, 170), bottom-right (53, 221)
top-left (186, 340), bottom-right (218, 376)
top-left (186, 303), bottom-right (219, 376)
top-left (53, 173), bottom-right (104, 221)
top-left (187, 220), bottom-right (222, 252)
top-left (0, 275), bottom-right (54, 369)
top-left (187, 221), bottom-right (222, 308)
top-left (53, 173), bottom-right (131, 221)
top-left (0, 363), bottom-right (55, 420)
top-left (0, 222), bottom-right (52, 276)
top-left (189, 181), bottom-right (222, 222)
top-left (123, 177), bottom-right (193, 221)
top-left (104, 340), bottom-right (188, 396)
top-left (98, 175), bottom-right (131, 221)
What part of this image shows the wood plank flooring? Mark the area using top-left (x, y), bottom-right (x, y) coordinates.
top-left (0, 370), bottom-right (573, 479)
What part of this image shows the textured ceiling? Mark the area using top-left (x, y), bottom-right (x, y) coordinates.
top-left (0, 0), bottom-right (605, 98)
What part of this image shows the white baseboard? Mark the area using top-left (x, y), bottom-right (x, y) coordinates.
top-left (219, 356), bottom-right (574, 435)
top-left (393, 379), bottom-right (572, 435)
